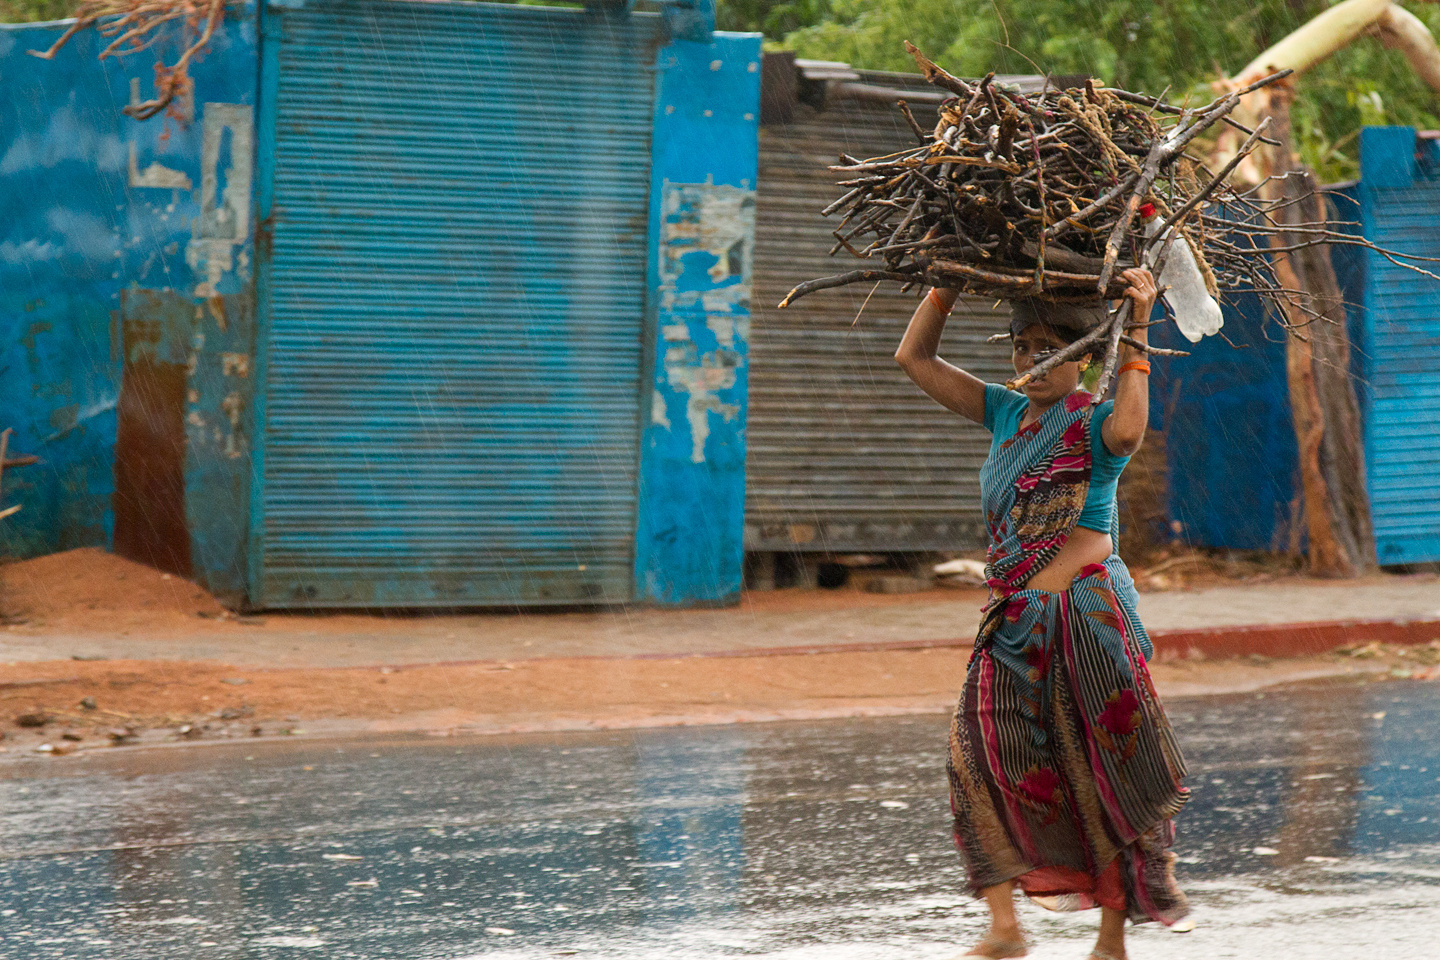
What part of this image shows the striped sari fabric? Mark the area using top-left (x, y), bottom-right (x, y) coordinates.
top-left (949, 390), bottom-right (1190, 924)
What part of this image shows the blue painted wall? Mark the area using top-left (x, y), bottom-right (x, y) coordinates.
top-left (1149, 287), bottom-right (1301, 553)
top-left (634, 29), bottom-right (762, 605)
top-left (1, 21), bottom-right (135, 557)
top-left (0, 10), bottom-right (259, 601)
top-left (1359, 126), bottom-right (1440, 565)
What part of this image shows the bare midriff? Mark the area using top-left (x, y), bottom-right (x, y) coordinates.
top-left (1025, 525), bottom-right (1113, 593)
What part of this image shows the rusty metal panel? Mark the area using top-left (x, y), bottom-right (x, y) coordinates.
top-left (746, 78), bottom-right (1013, 553)
top-left (252, 0), bottom-right (661, 607)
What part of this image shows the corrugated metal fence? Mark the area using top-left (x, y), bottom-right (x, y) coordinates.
top-left (1359, 127), bottom-right (1440, 565)
top-left (746, 68), bottom-right (1012, 555)
top-left (252, 0), bottom-right (663, 607)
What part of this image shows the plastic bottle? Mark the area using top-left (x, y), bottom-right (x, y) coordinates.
top-left (1138, 202), bottom-right (1224, 343)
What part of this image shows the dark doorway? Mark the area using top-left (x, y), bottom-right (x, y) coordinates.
top-left (113, 356), bottom-right (191, 577)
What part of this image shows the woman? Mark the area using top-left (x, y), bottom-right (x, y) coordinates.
top-left (895, 269), bottom-right (1189, 960)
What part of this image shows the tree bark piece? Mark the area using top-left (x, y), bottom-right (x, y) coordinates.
top-left (1367, 4), bottom-right (1440, 95)
top-left (1258, 85), bottom-right (1375, 577)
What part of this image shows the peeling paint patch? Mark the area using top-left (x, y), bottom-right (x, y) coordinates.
top-left (128, 143), bottom-right (192, 191)
top-left (221, 352), bottom-right (250, 377)
top-left (220, 391), bottom-right (245, 459)
top-left (186, 104), bottom-right (254, 298)
top-left (658, 180), bottom-right (755, 315)
top-left (671, 352), bottom-right (740, 463)
top-left (655, 181), bottom-right (755, 464)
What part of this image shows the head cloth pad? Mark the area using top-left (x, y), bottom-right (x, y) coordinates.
top-left (1008, 298), bottom-right (1109, 343)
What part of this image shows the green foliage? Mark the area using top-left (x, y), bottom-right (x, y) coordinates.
top-left (0, 0), bottom-right (72, 23)
top-left (716, 0), bottom-right (831, 39)
top-left (750, 0), bottom-right (1440, 183)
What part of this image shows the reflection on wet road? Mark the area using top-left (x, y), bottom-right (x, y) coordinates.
top-left (1, 680), bottom-right (1437, 959)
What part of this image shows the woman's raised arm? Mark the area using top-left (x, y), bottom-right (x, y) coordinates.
top-left (894, 286), bottom-right (988, 425)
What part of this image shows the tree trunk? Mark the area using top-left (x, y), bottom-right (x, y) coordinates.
top-left (1257, 86), bottom-right (1376, 576)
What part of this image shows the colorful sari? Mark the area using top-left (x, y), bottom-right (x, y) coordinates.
top-left (948, 390), bottom-right (1190, 925)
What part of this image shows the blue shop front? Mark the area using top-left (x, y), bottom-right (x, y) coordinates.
top-left (1149, 127), bottom-right (1440, 567)
top-left (0, 0), bottom-right (760, 609)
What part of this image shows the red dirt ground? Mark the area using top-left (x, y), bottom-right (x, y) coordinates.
top-left (2, 548), bottom-right (1432, 757)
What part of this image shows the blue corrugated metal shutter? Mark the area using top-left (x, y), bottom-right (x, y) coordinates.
top-left (253, 0), bottom-right (659, 607)
top-left (1360, 127), bottom-right (1440, 565)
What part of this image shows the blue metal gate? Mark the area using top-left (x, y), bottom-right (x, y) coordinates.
top-left (1360, 127), bottom-right (1440, 566)
top-left (252, 0), bottom-right (661, 607)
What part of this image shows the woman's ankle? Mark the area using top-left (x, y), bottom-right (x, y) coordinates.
top-left (988, 922), bottom-right (1024, 942)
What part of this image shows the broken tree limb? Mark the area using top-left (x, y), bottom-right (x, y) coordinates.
top-left (1233, 0), bottom-right (1391, 86)
top-left (1368, 3), bottom-right (1440, 95)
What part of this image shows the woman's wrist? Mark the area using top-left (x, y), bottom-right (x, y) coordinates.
top-left (1125, 296), bottom-right (1155, 325)
top-left (927, 286), bottom-right (959, 314)
top-left (1121, 312), bottom-right (1149, 359)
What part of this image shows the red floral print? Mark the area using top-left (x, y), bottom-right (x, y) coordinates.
top-left (1098, 689), bottom-right (1142, 737)
top-left (1019, 765), bottom-right (1062, 805)
top-left (1024, 641), bottom-right (1050, 682)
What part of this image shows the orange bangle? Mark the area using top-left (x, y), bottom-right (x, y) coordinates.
top-left (1120, 359), bottom-right (1151, 375)
top-left (926, 287), bottom-right (953, 314)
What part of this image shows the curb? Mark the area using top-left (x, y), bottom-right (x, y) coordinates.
top-left (624, 616), bottom-right (1440, 664)
top-left (1148, 616), bottom-right (1440, 661)
top-left (375, 616), bottom-right (1440, 669)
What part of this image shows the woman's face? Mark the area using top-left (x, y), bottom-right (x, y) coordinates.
top-left (1012, 323), bottom-right (1082, 405)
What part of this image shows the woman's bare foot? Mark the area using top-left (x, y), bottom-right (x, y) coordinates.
top-left (954, 928), bottom-right (1028, 958)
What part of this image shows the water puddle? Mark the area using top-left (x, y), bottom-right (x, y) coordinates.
top-left (1, 680), bottom-right (1436, 958)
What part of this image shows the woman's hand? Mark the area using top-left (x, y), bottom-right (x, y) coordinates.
top-left (1119, 266), bottom-right (1157, 324)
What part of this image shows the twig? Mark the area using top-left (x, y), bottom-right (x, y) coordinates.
top-left (28, 0), bottom-right (230, 124)
top-left (1089, 301), bottom-right (1133, 401)
top-left (897, 100), bottom-right (929, 144)
top-left (1104, 87), bottom-right (1282, 146)
top-left (1120, 335), bottom-right (1189, 357)
top-left (903, 40), bottom-right (973, 98)
top-left (779, 269), bottom-right (918, 308)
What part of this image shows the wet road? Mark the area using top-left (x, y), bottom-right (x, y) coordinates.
top-left (1, 679), bottom-right (1437, 959)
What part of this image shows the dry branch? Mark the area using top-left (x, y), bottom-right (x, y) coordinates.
top-left (28, 0), bottom-right (228, 122)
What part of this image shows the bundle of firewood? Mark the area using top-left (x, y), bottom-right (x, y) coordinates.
top-left (780, 43), bottom-right (1437, 399)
